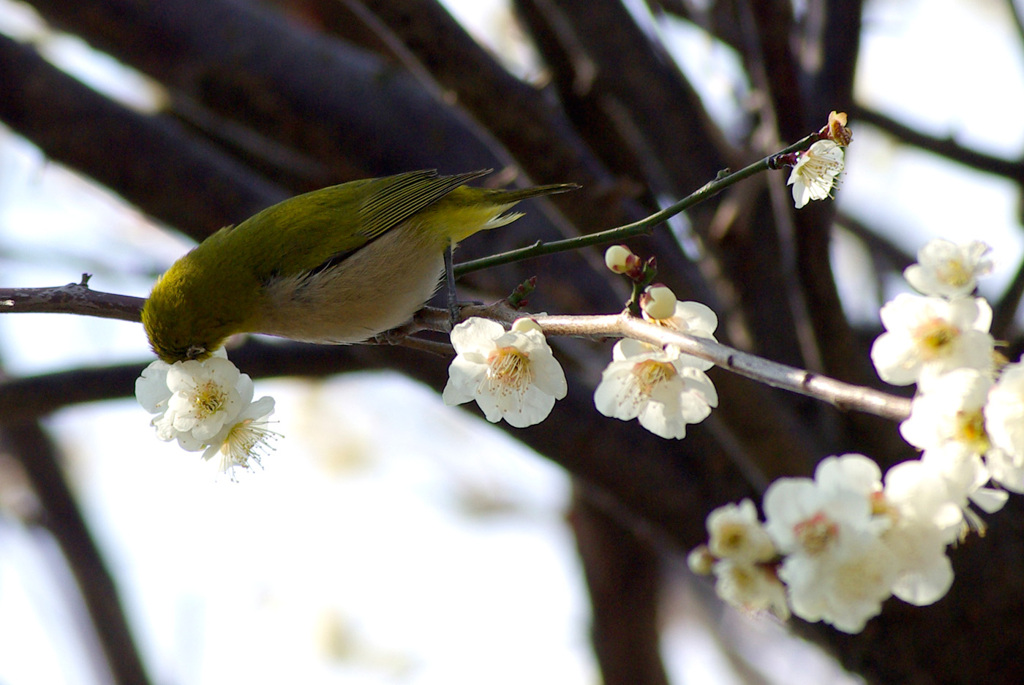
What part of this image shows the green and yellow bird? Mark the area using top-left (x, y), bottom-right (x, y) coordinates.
top-left (142, 169), bottom-right (575, 363)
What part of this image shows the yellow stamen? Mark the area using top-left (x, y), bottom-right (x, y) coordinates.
top-left (955, 409), bottom-right (990, 454)
top-left (937, 259), bottom-right (972, 288)
top-left (632, 358), bottom-right (677, 395)
top-left (793, 512), bottom-right (837, 555)
top-left (193, 381), bottom-right (227, 417)
top-left (486, 346), bottom-right (532, 395)
top-left (913, 318), bottom-right (959, 360)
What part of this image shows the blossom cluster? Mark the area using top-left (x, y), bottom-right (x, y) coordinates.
top-left (689, 238), bottom-right (1014, 633)
top-left (441, 264), bottom-right (719, 440)
top-left (136, 348), bottom-right (277, 475)
top-left (689, 453), bottom-right (970, 633)
top-left (872, 238), bottom-right (1024, 496)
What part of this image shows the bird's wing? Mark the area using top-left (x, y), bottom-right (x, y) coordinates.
top-left (297, 169), bottom-right (492, 277)
top-left (237, 170), bottom-right (492, 278)
top-left (356, 169), bottom-right (492, 242)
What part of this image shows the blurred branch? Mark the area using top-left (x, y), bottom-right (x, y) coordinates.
top-left (571, 491), bottom-right (669, 685)
top-left (992, 255), bottom-right (1024, 344)
top-left (835, 211), bottom-right (915, 274)
top-left (852, 105), bottom-right (1024, 185)
top-left (24, 0), bottom-right (512, 179)
top-left (1, 422), bottom-right (152, 685)
top-left (515, 0), bottom-right (733, 196)
top-left (806, 0), bottom-right (864, 116)
top-left (335, 0), bottom-right (640, 230)
top-left (0, 34), bottom-right (287, 241)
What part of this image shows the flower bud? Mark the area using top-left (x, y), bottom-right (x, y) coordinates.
top-left (604, 245), bottom-right (636, 274)
top-left (511, 317), bottom-right (543, 334)
top-left (687, 545), bottom-right (715, 575)
top-left (825, 110), bottom-right (853, 146)
top-left (641, 284), bottom-right (677, 320)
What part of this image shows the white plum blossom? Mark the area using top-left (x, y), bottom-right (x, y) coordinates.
top-left (880, 460), bottom-right (962, 605)
top-left (136, 349), bottom-right (250, 449)
top-left (763, 456), bottom-right (886, 555)
top-left (706, 499), bottom-right (776, 564)
top-left (870, 294), bottom-right (994, 385)
top-left (712, 559), bottom-right (790, 620)
top-left (983, 448), bottom-right (1024, 495)
top-left (594, 338), bottom-right (717, 439)
top-left (985, 361), bottom-right (1024, 459)
top-left (135, 359), bottom-right (173, 415)
top-left (163, 357), bottom-right (248, 442)
top-left (781, 531), bottom-right (897, 634)
top-left (694, 451), bottom-right (979, 632)
top-left (984, 361), bottom-right (1024, 493)
top-left (896, 369), bottom-right (1008, 516)
top-left (442, 317), bottom-right (567, 428)
top-left (904, 239), bottom-right (993, 298)
top-left (787, 139), bottom-right (844, 209)
top-left (899, 368), bottom-right (993, 456)
top-left (201, 396), bottom-right (277, 474)
top-left (763, 455), bottom-right (896, 633)
top-left (921, 446), bottom-right (1007, 519)
top-left (136, 349), bottom-right (278, 472)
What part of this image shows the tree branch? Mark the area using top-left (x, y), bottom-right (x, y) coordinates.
top-left (532, 313), bottom-right (911, 421)
top-left (0, 33), bottom-right (287, 241)
top-left (852, 105), bottom-right (1024, 185)
top-left (0, 278), bottom-right (145, 322)
top-left (1, 422), bottom-right (152, 685)
top-left (0, 280), bottom-right (910, 423)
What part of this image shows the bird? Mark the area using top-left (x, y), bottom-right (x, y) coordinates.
top-left (142, 169), bottom-right (577, 363)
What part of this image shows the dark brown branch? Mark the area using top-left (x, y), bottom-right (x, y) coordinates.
top-left (1, 422), bottom-right (152, 685)
top-left (852, 105), bottom-right (1024, 185)
top-left (0, 33), bottom-right (287, 241)
top-left (515, 0), bottom-right (732, 196)
top-left (328, 0), bottom-right (641, 230)
top-left (25, 0), bottom-right (511, 180)
top-left (0, 278), bottom-right (144, 322)
top-left (571, 490), bottom-right (669, 685)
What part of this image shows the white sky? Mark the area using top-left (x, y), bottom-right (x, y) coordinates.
top-left (1, 0), bottom-right (1022, 683)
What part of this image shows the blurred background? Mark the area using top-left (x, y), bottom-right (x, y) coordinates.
top-left (1, 1), bottom-right (1023, 683)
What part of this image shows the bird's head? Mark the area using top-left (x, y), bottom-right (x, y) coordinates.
top-left (142, 247), bottom-right (257, 364)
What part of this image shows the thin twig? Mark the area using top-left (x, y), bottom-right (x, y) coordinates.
top-left (454, 133), bottom-right (818, 276)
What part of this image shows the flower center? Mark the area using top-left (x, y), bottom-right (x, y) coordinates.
top-left (192, 381), bottom-right (227, 417)
top-left (221, 419), bottom-right (277, 469)
top-left (937, 259), bottom-right (972, 288)
top-left (632, 358), bottom-right (677, 395)
top-left (486, 346), bottom-right (532, 394)
top-left (716, 522), bottom-right (750, 556)
top-left (793, 512), bottom-right (838, 555)
top-left (913, 317), bottom-right (959, 360)
top-left (955, 408), bottom-right (990, 454)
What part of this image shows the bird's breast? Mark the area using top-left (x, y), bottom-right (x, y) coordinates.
top-left (253, 222), bottom-right (447, 343)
